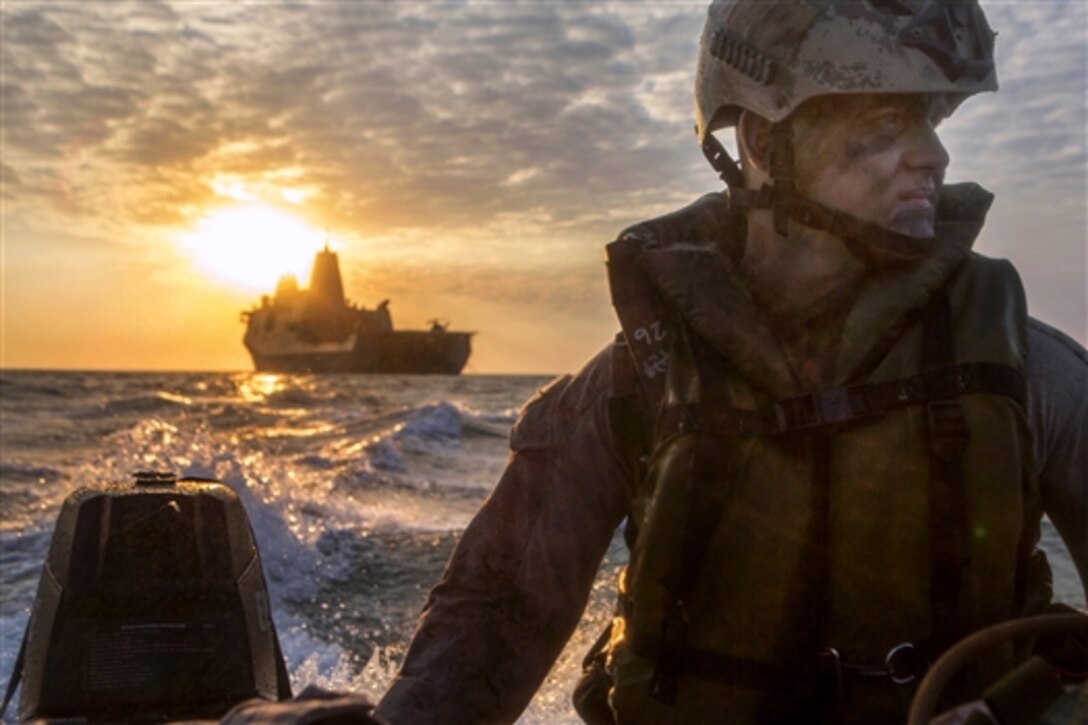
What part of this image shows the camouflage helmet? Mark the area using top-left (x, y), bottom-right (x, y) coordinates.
top-left (695, 0), bottom-right (998, 142)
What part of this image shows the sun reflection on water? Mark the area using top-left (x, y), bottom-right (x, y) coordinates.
top-left (238, 373), bottom-right (287, 402)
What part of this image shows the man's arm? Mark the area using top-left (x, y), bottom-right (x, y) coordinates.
top-left (376, 346), bottom-right (632, 725)
top-left (1027, 317), bottom-right (1088, 601)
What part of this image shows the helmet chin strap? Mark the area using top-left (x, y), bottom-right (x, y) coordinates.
top-left (700, 130), bottom-right (937, 267)
top-left (768, 121), bottom-right (795, 237)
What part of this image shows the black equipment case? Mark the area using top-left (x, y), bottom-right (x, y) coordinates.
top-left (9, 472), bottom-right (291, 722)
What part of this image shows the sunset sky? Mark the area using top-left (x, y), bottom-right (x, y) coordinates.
top-left (2, 1), bottom-right (1085, 374)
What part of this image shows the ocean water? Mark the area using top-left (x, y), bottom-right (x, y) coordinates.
top-left (0, 370), bottom-right (1082, 724)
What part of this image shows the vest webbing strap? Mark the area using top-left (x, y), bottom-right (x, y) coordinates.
top-left (648, 330), bottom-right (749, 704)
top-left (650, 434), bottom-right (736, 704)
top-left (609, 334), bottom-right (652, 515)
top-left (635, 629), bottom-right (801, 693)
top-left (924, 293), bottom-right (972, 658)
top-left (777, 362), bottom-right (1023, 432)
top-left (655, 362), bottom-right (1025, 440)
top-left (633, 629), bottom-right (928, 695)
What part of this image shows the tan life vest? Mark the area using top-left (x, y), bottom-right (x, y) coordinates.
top-left (600, 187), bottom-right (1048, 724)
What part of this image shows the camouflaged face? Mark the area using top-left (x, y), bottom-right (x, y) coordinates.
top-left (695, 0), bottom-right (998, 140)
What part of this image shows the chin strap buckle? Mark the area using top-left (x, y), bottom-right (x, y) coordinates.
top-left (700, 130), bottom-right (746, 190)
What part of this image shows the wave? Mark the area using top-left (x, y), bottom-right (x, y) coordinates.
top-left (0, 461), bottom-right (64, 484)
top-left (205, 403), bottom-right (283, 430)
top-left (0, 376), bottom-right (71, 400)
top-left (68, 393), bottom-right (191, 420)
top-left (296, 454), bottom-right (338, 470)
top-left (1, 373), bottom-right (571, 722)
top-left (395, 402), bottom-right (462, 444)
top-left (462, 415), bottom-right (511, 438)
top-left (263, 387), bottom-right (333, 409)
top-left (169, 460), bottom-right (452, 697)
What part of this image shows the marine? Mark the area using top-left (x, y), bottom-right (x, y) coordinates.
top-left (376, 1), bottom-right (1088, 722)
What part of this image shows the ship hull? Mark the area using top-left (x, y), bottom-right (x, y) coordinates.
top-left (246, 331), bottom-right (472, 375)
top-left (242, 248), bottom-right (473, 375)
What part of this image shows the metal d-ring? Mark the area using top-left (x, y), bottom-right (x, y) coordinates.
top-left (886, 642), bottom-right (920, 684)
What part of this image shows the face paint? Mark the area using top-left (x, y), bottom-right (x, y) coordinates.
top-left (791, 94), bottom-right (951, 239)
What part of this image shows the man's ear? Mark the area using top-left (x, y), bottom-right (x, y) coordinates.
top-left (737, 110), bottom-right (771, 174)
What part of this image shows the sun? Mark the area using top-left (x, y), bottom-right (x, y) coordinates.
top-left (180, 204), bottom-right (326, 291)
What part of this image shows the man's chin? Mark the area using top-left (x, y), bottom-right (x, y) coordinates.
top-left (887, 210), bottom-right (937, 239)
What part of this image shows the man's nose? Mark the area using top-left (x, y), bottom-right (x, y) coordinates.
top-left (903, 125), bottom-right (950, 175)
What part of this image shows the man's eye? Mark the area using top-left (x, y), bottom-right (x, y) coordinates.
top-left (872, 113), bottom-right (907, 137)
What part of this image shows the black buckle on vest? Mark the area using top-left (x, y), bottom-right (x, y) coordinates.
top-left (775, 387), bottom-right (878, 432)
top-left (926, 399), bottom-right (970, 460)
top-left (775, 393), bottom-right (822, 431)
top-left (927, 399), bottom-right (967, 436)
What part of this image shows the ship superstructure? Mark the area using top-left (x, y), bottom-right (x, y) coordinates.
top-left (242, 248), bottom-right (472, 374)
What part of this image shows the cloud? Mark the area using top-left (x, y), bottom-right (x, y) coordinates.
top-left (4, 1), bottom-right (1080, 226)
top-left (2, 0), bottom-right (1085, 370)
top-left (3, 2), bottom-right (710, 238)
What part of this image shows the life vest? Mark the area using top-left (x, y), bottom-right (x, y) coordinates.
top-left (600, 186), bottom-right (1048, 724)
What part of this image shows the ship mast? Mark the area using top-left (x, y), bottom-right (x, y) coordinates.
top-left (308, 245), bottom-right (346, 308)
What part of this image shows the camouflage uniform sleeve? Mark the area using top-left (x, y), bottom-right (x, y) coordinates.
top-left (375, 344), bottom-right (633, 725)
top-left (1027, 318), bottom-right (1088, 603)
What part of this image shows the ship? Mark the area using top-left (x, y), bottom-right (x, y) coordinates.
top-left (241, 247), bottom-right (472, 374)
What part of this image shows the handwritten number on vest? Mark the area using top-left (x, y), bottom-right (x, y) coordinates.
top-left (634, 322), bottom-right (669, 380)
